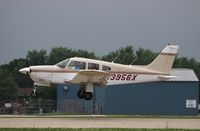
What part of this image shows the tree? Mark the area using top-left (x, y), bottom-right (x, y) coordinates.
top-left (27, 49), bottom-right (47, 65)
top-left (1, 58), bottom-right (33, 88)
top-left (47, 47), bottom-right (76, 64)
top-left (36, 85), bottom-right (57, 99)
top-left (102, 46), bottom-right (136, 64)
top-left (174, 57), bottom-right (189, 68)
top-left (174, 57), bottom-right (200, 79)
top-left (135, 48), bottom-right (158, 65)
top-left (1, 45), bottom-right (200, 102)
top-left (47, 47), bottom-right (97, 65)
top-left (0, 68), bottom-right (17, 101)
top-left (76, 49), bottom-right (97, 59)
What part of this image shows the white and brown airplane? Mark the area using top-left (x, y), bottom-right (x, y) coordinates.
top-left (19, 45), bottom-right (179, 100)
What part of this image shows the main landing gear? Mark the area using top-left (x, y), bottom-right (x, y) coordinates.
top-left (77, 83), bottom-right (93, 101)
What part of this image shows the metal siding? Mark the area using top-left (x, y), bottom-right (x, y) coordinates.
top-left (57, 84), bottom-right (93, 114)
top-left (56, 69), bottom-right (199, 115)
top-left (170, 69), bottom-right (199, 81)
top-left (103, 82), bottom-right (199, 115)
top-left (57, 84), bottom-right (80, 100)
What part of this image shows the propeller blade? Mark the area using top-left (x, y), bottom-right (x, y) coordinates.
top-left (26, 55), bottom-right (29, 67)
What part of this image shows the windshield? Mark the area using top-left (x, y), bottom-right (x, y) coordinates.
top-left (56, 59), bottom-right (70, 68)
top-left (68, 61), bottom-right (86, 70)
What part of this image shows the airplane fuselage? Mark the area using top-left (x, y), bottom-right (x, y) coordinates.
top-left (27, 60), bottom-right (166, 87)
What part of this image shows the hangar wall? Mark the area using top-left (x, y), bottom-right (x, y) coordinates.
top-left (57, 84), bottom-right (105, 114)
top-left (57, 84), bottom-right (90, 114)
top-left (104, 82), bottom-right (199, 115)
top-left (56, 69), bottom-right (199, 115)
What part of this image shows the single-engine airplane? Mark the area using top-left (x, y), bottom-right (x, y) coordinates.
top-left (19, 44), bottom-right (179, 100)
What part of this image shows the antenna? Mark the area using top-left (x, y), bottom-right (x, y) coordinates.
top-left (112, 53), bottom-right (120, 63)
top-left (130, 56), bottom-right (137, 65)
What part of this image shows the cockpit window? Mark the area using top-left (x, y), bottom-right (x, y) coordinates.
top-left (56, 59), bottom-right (70, 68)
top-left (68, 61), bottom-right (86, 70)
top-left (88, 63), bottom-right (99, 70)
top-left (102, 65), bottom-right (111, 71)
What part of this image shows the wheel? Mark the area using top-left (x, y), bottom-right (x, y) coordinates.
top-left (84, 92), bottom-right (93, 100)
top-left (31, 91), bottom-right (38, 98)
top-left (77, 90), bottom-right (84, 99)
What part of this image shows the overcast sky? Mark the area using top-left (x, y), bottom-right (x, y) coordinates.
top-left (0, 0), bottom-right (200, 64)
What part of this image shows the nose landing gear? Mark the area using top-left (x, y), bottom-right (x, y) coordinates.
top-left (77, 89), bottom-right (85, 99)
top-left (31, 87), bottom-right (38, 98)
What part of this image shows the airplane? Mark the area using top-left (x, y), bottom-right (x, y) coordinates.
top-left (19, 44), bottom-right (179, 100)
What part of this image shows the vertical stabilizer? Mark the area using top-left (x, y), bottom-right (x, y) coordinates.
top-left (147, 45), bottom-right (179, 74)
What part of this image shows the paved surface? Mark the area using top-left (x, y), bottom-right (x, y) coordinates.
top-left (0, 117), bottom-right (200, 129)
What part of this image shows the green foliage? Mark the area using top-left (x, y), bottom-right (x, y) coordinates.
top-left (47, 47), bottom-right (97, 65)
top-left (76, 49), bottom-right (97, 59)
top-left (135, 48), bottom-right (158, 65)
top-left (36, 85), bottom-right (57, 99)
top-left (27, 49), bottom-right (47, 65)
top-left (47, 47), bottom-right (76, 65)
top-left (1, 45), bottom-right (200, 101)
top-left (0, 47), bottom-right (100, 101)
top-left (0, 68), bottom-right (17, 101)
top-left (101, 46), bottom-right (159, 66)
top-left (102, 46), bottom-right (136, 64)
top-left (1, 58), bottom-right (33, 88)
top-left (2, 45), bottom-right (200, 87)
top-left (174, 57), bottom-right (200, 80)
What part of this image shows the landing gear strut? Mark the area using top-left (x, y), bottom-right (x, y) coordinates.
top-left (77, 83), bottom-right (93, 101)
top-left (31, 87), bottom-right (38, 98)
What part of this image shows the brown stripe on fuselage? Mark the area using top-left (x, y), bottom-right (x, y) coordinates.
top-left (32, 69), bottom-right (78, 73)
top-left (109, 71), bottom-right (168, 75)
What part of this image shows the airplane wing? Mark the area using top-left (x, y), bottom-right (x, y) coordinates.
top-left (64, 70), bottom-right (111, 86)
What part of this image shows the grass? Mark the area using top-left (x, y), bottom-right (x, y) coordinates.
top-left (32, 112), bottom-right (200, 119)
top-left (1, 113), bottom-right (200, 119)
top-left (0, 128), bottom-right (200, 131)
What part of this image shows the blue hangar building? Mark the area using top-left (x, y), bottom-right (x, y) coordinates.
top-left (57, 68), bottom-right (199, 115)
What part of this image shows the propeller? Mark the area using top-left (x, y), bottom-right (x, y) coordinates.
top-left (26, 55), bottom-right (29, 67)
top-left (26, 55), bottom-right (30, 75)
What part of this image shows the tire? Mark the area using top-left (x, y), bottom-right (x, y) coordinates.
top-left (77, 90), bottom-right (84, 99)
top-left (84, 92), bottom-right (93, 101)
top-left (31, 91), bottom-right (38, 98)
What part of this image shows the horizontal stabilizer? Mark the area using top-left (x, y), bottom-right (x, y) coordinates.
top-left (158, 75), bottom-right (177, 79)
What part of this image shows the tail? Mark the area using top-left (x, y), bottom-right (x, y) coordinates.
top-left (147, 44), bottom-right (179, 74)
